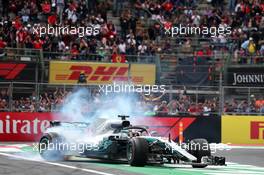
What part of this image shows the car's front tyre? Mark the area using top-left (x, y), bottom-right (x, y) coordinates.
top-left (127, 137), bottom-right (149, 166)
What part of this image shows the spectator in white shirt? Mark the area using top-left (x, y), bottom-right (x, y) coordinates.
top-left (127, 35), bottom-right (136, 46)
top-left (58, 39), bottom-right (66, 52)
top-left (138, 41), bottom-right (148, 62)
top-left (65, 7), bottom-right (77, 23)
top-left (191, 12), bottom-right (201, 26)
top-left (118, 40), bottom-right (126, 54)
top-left (138, 42), bottom-right (147, 55)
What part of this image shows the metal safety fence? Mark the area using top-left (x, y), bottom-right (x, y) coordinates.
top-left (0, 82), bottom-right (264, 116)
top-left (2, 47), bottom-right (263, 65)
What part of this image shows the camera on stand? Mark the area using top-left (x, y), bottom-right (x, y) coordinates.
top-left (78, 73), bottom-right (87, 84)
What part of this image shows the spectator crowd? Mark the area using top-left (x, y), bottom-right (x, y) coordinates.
top-left (0, 0), bottom-right (263, 63)
top-left (1, 87), bottom-right (264, 115)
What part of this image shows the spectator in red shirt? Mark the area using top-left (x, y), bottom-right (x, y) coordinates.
top-left (162, 1), bottom-right (173, 12)
top-left (188, 103), bottom-right (198, 115)
top-left (0, 37), bottom-right (7, 49)
top-left (106, 22), bottom-right (117, 39)
top-left (48, 13), bottom-right (57, 25)
top-left (12, 17), bottom-right (22, 30)
top-left (33, 38), bottom-right (44, 49)
top-left (261, 3), bottom-right (264, 12)
top-left (9, 1), bottom-right (18, 13)
top-left (42, 0), bottom-right (51, 14)
top-left (16, 28), bottom-right (27, 48)
top-left (70, 44), bottom-right (80, 60)
top-left (196, 49), bottom-right (204, 57)
top-left (204, 46), bottom-right (213, 57)
top-left (0, 37), bottom-right (7, 56)
top-left (156, 101), bottom-right (169, 114)
top-left (188, 103), bottom-right (203, 116)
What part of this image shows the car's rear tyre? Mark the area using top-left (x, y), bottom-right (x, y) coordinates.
top-left (188, 139), bottom-right (211, 168)
top-left (39, 133), bottom-right (64, 161)
top-left (127, 137), bottom-right (148, 166)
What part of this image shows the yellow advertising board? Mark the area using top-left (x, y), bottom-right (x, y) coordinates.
top-left (222, 115), bottom-right (264, 144)
top-left (49, 61), bottom-right (156, 85)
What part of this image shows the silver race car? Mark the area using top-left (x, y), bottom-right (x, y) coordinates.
top-left (39, 115), bottom-right (225, 167)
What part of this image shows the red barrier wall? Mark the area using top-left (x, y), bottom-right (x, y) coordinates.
top-left (0, 112), bottom-right (57, 141)
top-left (1, 112), bottom-right (217, 142)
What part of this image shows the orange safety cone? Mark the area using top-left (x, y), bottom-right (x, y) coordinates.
top-left (179, 122), bottom-right (184, 144)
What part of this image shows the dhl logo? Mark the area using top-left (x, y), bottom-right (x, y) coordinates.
top-left (50, 61), bottom-right (156, 84)
top-left (55, 65), bottom-right (143, 83)
top-left (251, 121), bottom-right (264, 140)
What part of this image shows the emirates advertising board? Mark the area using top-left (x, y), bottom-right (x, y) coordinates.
top-left (0, 112), bottom-right (221, 143)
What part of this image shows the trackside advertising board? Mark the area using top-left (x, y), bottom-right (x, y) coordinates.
top-left (49, 61), bottom-right (156, 85)
top-left (0, 113), bottom-right (221, 142)
top-left (226, 67), bottom-right (264, 86)
top-left (0, 62), bottom-right (36, 82)
top-left (0, 112), bottom-right (59, 141)
top-left (222, 115), bottom-right (264, 144)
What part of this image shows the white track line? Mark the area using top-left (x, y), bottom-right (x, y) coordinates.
top-left (227, 146), bottom-right (264, 149)
top-left (0, 152), bottom-right (115, 175)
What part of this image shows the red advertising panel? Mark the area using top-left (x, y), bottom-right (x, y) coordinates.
top-left (0, 62), bottom-right (36, 82)
top-left (135, 117), bottom-right (196, 140)
top-left (1, 113), bottom-right (219, 142)
top-left (0, 112), bottom-right (56, 141)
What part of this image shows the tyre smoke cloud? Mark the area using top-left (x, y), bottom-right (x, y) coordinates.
top-left (58, 87), bottom-right (140, 122)
top-left (39, 86), bottom-right (143, 160)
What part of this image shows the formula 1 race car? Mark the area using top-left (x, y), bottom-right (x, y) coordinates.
top-left (39, 115), bottom-right (225, 167)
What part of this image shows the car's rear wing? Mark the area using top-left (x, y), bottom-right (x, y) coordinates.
top-left (118, 115), bottom-right (129, 120)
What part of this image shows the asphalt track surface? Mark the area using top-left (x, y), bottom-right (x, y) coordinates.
top-left (0, 143), bottom-right (263, 175)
